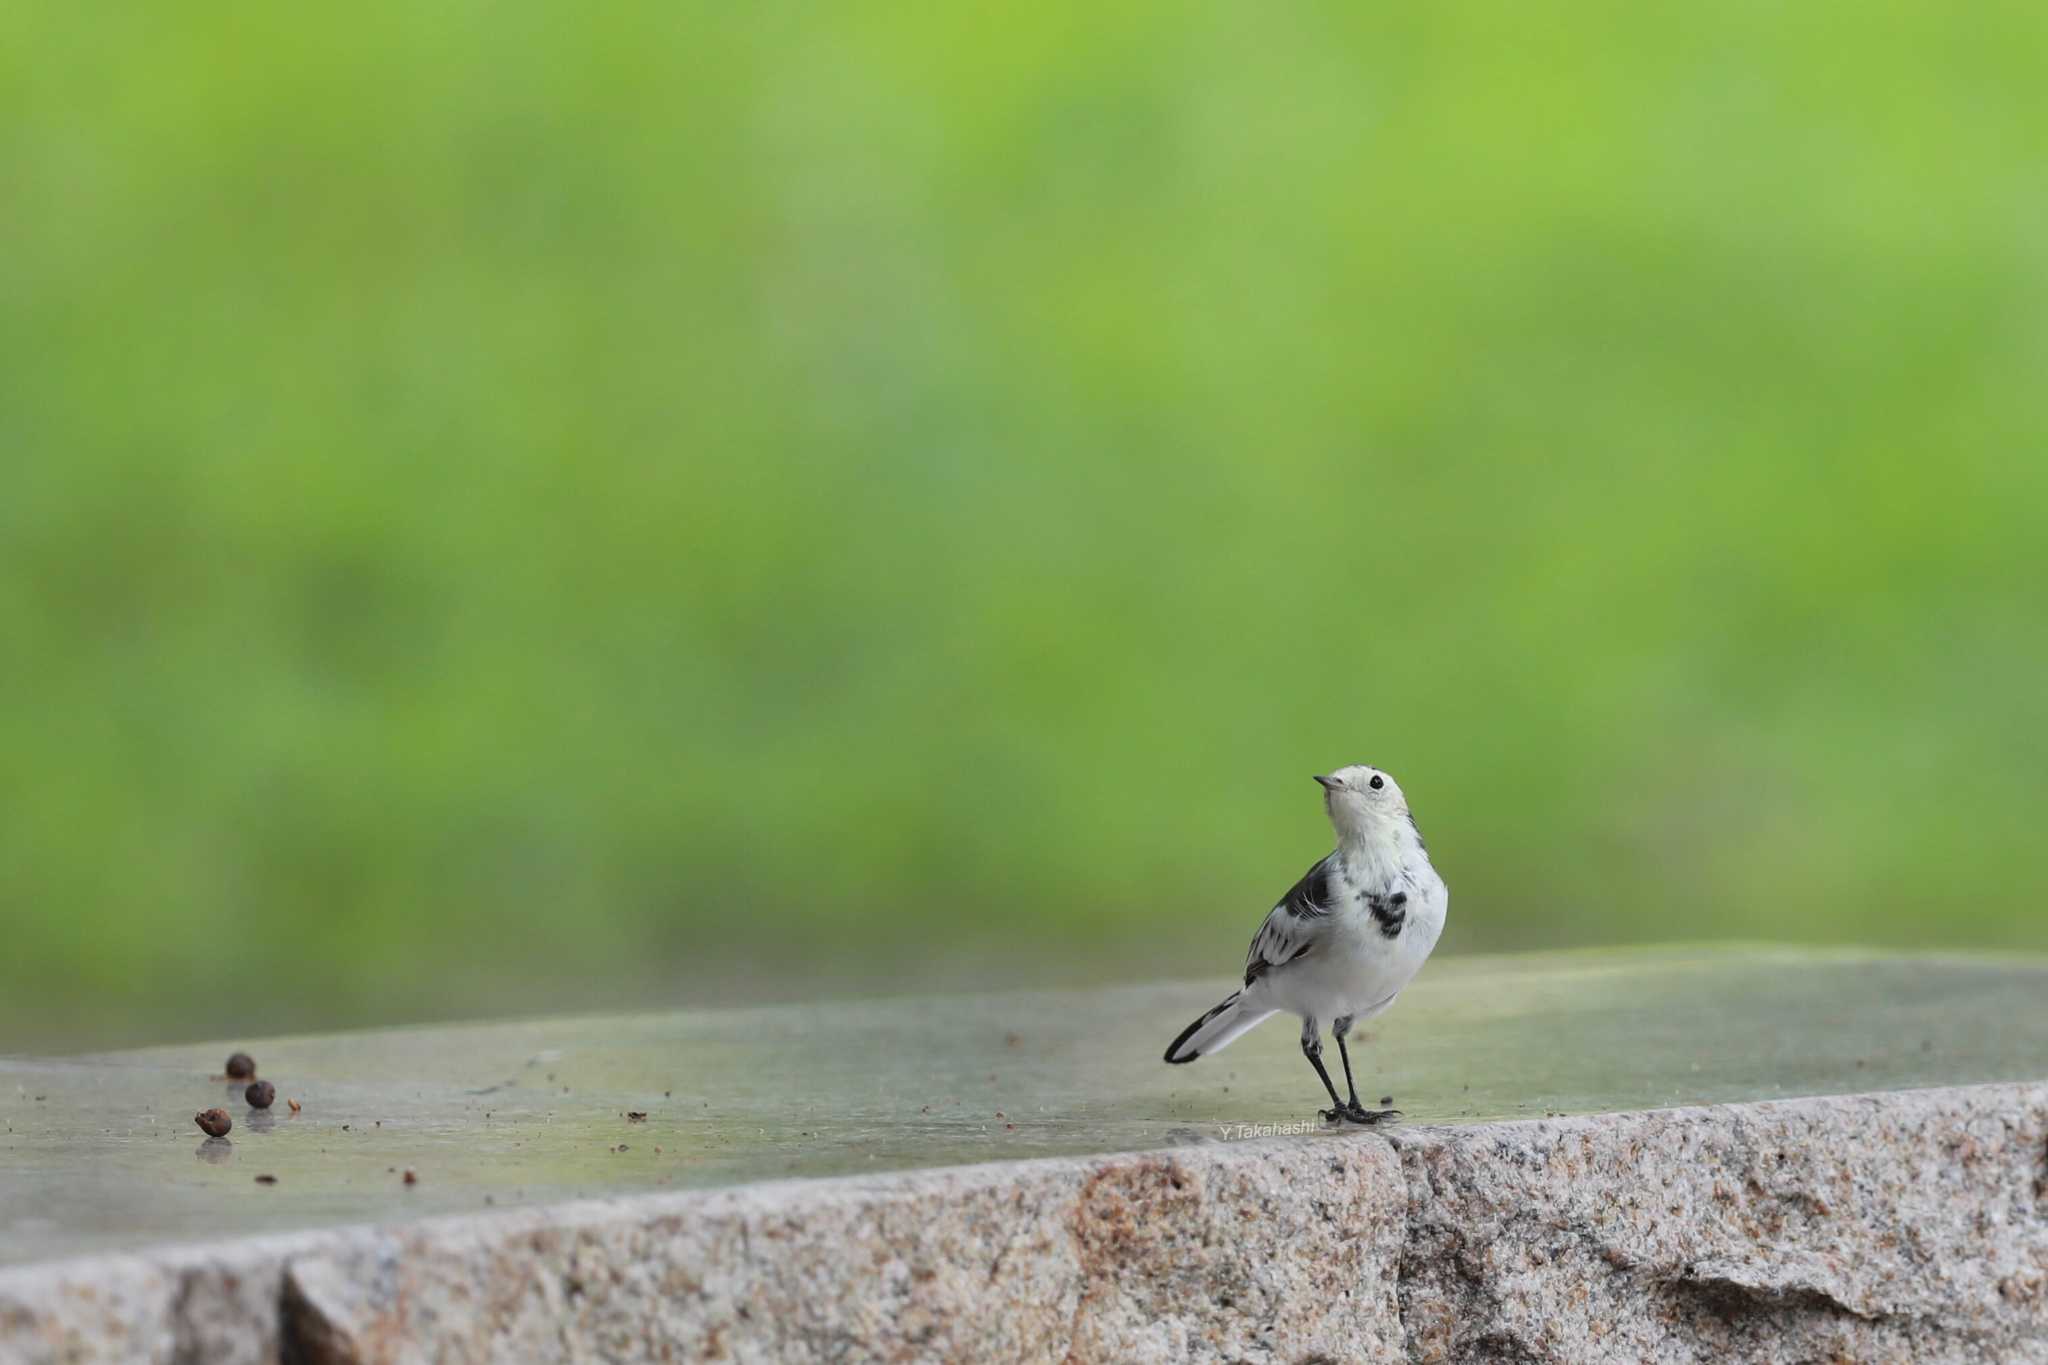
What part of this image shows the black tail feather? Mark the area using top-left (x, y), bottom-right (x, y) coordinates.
top-left (1163, 991), bottom-right (1241, 1064)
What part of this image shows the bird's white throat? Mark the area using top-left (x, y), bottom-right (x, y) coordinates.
top-left (1333, 817), bottom-right (1423, 890)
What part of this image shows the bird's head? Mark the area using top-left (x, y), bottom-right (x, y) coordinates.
top-left (1312, 764), bottom-right (1409, 845)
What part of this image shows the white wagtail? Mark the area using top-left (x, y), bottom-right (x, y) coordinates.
top-left (1164, 765), bottom-right (1447, 1124)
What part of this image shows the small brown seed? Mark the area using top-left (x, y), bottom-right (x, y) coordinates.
top-left (224, 1053), bottom-right (256, 1080)
top-left (402, 1168), bottom-right (417, 1185)
top-left (287, 1098), bottom-right (301, 1115)
top-left (254, 1174), bottom-right (278, 1185)
top-left (196, 1108), bottom-right (232, 1138)
top-left (245, 1081), bottom-right (276, 1109)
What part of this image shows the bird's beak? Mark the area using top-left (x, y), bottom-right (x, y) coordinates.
top-left (1313, 774), bottom-right (1338, 791)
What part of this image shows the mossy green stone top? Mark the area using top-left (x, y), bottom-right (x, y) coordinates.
top-left (4, 947), bottom-right (2045, 1266)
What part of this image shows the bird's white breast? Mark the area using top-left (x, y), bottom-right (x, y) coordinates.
top-left (1265, 860), bottom-right (1446, 1023)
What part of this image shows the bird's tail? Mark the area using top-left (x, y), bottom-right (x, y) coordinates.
top-left (1163, 991), bottom-right (1276, 1064)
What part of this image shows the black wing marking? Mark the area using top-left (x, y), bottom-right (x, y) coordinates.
top-left (1244, 924), bottom-right (1318, 986)
top-left (1242, 854), bottom-right (1341, 987)
top-left (1279, 855), bottom-right (1336, 919)
top-left (1244, 906), bottom-right (1327, 987)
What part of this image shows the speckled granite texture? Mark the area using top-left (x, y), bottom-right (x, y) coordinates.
top-left (1391, 1087), bottom-right (2048, 1364)
top-left (4, 1083), bottom-right (2045, 1364)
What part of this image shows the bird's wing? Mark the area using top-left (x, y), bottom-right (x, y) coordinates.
top-left (1243, 854), bottom-right (1338, 988)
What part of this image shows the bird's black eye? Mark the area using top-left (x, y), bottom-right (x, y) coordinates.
top-left (1368, 774), bottom-right (1385, 790)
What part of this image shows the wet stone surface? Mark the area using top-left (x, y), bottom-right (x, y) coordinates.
top-left (2, 949), bottom-right (2046, 1362)
top-left (4, 946), bottom-right (2047, 1269)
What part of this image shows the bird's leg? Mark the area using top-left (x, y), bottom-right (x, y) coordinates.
top-left (1300, 1020), bottom-right (1348, 1123)
top-left (1332, 1014), bottom-right (1363, 1110)
top-left (1332, 1016), bottom-right (1400, 1125)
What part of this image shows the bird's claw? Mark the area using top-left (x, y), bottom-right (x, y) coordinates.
top-left (1323, 1104), bottom-right (1401, 1126)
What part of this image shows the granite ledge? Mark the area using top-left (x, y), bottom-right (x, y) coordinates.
top-left (4, 1081), bottom-right (2045, 1364)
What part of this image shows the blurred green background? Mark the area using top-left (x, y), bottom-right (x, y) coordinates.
top-left (5, 2), bottom-right (2045, 1052)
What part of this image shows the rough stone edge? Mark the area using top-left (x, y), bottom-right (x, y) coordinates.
top-left (3, 1082), bottom-right (2044, 1364)
top-left (1385, 1082), bottom-right (2048, 1365)
top-left (0, 1134), bottom-right (1410, 1365)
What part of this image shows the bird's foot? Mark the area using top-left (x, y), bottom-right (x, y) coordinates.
top-left (1319, 1104), bottom-right (1401, 1126)
top-left (1342, 1104), bottom-right (1401, 1125)
top-left (1321, 1103), bottom-right (1401, 1125)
